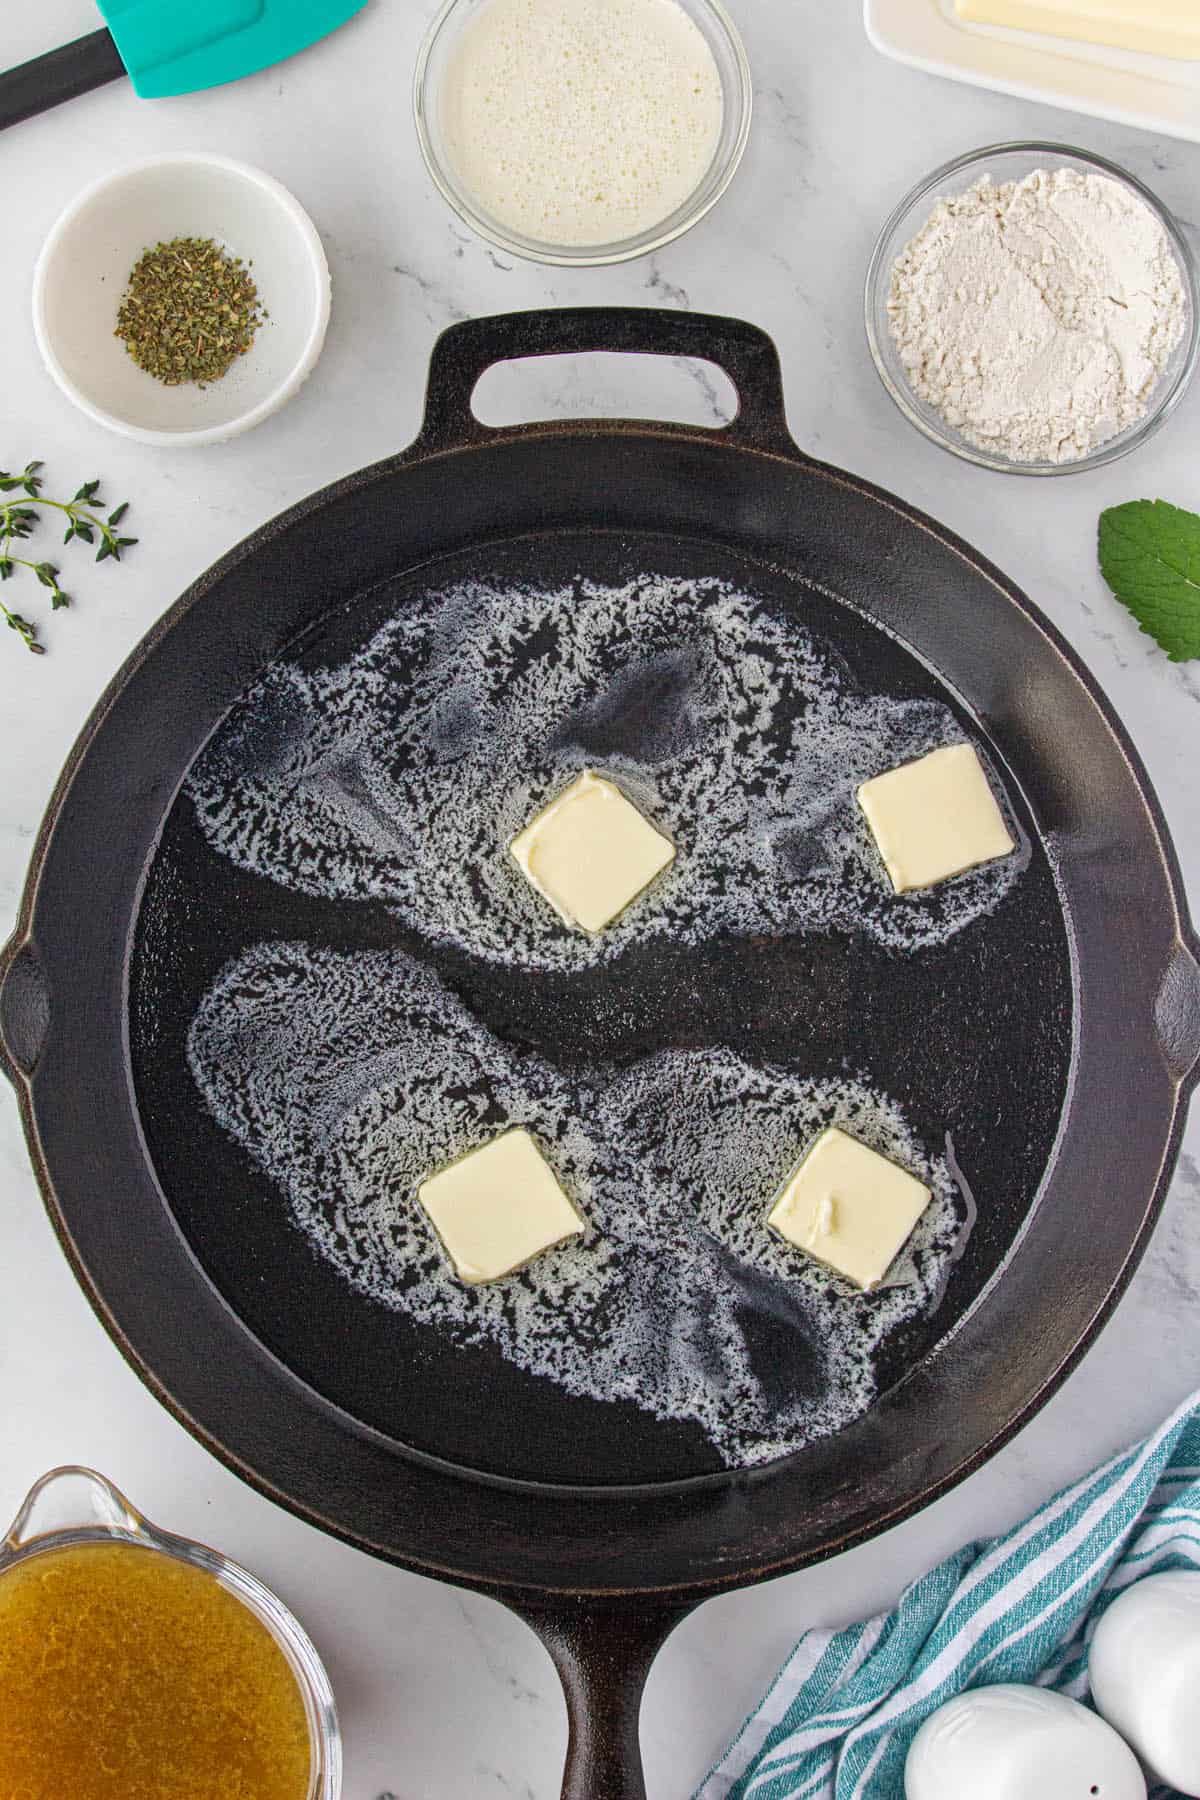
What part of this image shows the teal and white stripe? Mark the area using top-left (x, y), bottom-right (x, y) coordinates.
top-left (698, 1392), bottom-right (1200, 1800)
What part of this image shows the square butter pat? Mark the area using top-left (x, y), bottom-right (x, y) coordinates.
top-left (954, 0), bottom-right (1200, 61)
top-left (418, 1128), bottom-right (585, 1285)
top-left (767, 1127), bottom-right (932, 1291)
top-left (857, 743), bottom-right (1014, 894)
top-left (510, 770), bottom-right (675, 933)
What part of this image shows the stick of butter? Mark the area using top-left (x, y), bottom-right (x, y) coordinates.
top-left (954, 0), bottom-right (1200, 60)
top-left (767, 1127), bottom-right (932, 1291)
top-left (857, 743), bottom-right (1014, 895)
top-left (417, 1128), bottom-right (586, 1285)
top-left (511, 769), bottom-right (675, 933)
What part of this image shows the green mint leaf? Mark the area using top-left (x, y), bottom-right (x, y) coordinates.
top-left (1099, 500), bottom-right (1200, 664)
top-left (0, 559), bottom-right (11, 580)
top-left (107, 502), bottom-right (129, 527)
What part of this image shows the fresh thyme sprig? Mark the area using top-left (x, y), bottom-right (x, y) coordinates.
top-left (0, 461), bottom-right (136, 655)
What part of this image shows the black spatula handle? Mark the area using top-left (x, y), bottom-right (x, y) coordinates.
top-left (0, 29), bottom-right (127, 132)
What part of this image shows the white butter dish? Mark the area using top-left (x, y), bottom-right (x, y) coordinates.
top-left (865, 0), bottom-right (1200, 145)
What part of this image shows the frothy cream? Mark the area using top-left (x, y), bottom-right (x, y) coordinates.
top-left (438, 0), bottom-right (724, 247)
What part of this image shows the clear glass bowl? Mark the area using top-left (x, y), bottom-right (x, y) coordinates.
top-left (0, 1467), bottom-right (341, 1800)
top-left (413, 0), bottom-right (752, 267)
top-left (865, 142), bottom-right (1200, 476)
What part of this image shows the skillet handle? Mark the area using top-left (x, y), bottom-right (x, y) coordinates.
top-left (414, 308), bottom-right (797, 457)
top-left (508, 1595), bottom-right (695, 1799)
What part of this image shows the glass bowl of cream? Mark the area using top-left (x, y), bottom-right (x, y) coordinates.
top-left (865, 142), bottom-right (1199, 475)
top-left (414, 0), bottom-right (752, 266)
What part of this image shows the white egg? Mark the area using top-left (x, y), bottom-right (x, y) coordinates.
top-left (905, 1683), bottom-right (1146, 1800)
top-left (1090, 1571), bottom-right (1200, 1794)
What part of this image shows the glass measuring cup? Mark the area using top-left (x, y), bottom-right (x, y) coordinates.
top-left (0, 1465), bottom-right (341, 1800)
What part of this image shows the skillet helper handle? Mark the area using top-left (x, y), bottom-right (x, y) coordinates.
top-left (513, 1596), bottom-right (694, 1800)
top-left (0, 30), bottom-right (127, 132)
top-left (415, 307), bottom-right (796, 457)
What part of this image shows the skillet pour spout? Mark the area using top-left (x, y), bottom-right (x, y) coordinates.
top-left (1155, 934), bottom-right (1200, 1085)
top-left (0, 937), bottom-right (49, 1083)
top-left (0, 308), bottom-right (1197, 1800)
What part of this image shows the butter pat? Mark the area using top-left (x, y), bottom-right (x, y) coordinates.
top-left (857, 743), bottom-right (1014, 894)
top-left (510, 770), bottom-right (675, 933)
top-left (954, 0), bottom-right (1200, 60)
top-left (418, 1128), bottom-right (585, 1285)
top-left (767, 1127), bottom-right (932, 1291)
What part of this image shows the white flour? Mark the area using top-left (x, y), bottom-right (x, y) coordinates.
top-left (888, 167), bottom-right (1186, 464)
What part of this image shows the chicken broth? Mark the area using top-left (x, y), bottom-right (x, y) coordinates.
top-left (0, 1540), bottom-right (311, 1800)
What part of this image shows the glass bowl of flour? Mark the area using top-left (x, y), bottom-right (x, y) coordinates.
top-left (414, 0), bottom-right (752, 265)
top-left (865, 143), bottom-right (1199, 474)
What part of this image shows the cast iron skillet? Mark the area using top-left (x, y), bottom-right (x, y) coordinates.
top-left (2, 310), bottom-right (1199, 1799)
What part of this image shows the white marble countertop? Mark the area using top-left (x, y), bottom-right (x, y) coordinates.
top-left (2, 2), bottom-right (1200, 1795)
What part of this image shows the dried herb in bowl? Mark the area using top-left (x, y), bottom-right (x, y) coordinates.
top-left (115, 237), bottom-right (266, 388)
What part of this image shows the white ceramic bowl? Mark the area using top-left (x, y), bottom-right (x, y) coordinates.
top-left (33, 154), bottom-right (332, 448)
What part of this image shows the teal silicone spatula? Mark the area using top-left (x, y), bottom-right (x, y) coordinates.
top-left (0, 0), bottom-right (368, 131)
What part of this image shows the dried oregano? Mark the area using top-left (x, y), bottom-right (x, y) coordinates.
top-left (115, 237), bottom-right (266, 388)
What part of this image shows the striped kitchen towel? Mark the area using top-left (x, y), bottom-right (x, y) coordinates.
top-left (698, 1390), bottom-right (1200, 1799)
